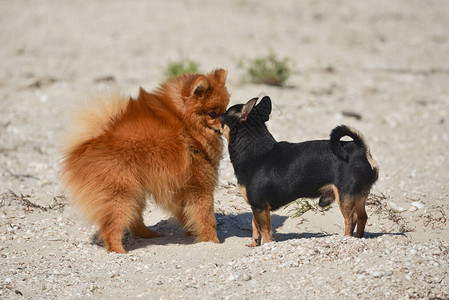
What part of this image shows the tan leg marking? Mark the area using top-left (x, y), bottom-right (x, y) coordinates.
top-left (247, 216), bottom-right (262, 247)
top-left (238, 184), bottom-right (250, 205)
top-left (252, 206), bottom-right (273, 245)
top-left (354, 195), bottom-right (368, 238)
top-left (237, 184), bottom-right (264, 246)
top-left (335, 187), bottom-right (356, 237)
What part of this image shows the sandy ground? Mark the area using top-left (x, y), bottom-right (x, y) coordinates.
top-left (1, 0), bottom-right (449, 299)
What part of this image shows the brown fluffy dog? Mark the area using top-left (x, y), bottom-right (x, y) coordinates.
top-left (61, 69), bottom-right (229, 253)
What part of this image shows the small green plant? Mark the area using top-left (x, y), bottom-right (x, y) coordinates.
top-left (165, 59), bottom-right (200, 79)
top-left (246, 52), bottom-right (292, 86)
top-left (284, 198), bottom-right (329, 218)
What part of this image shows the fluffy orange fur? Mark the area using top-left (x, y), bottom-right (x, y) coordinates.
top-left (61, 69), bottom-right (230, 253)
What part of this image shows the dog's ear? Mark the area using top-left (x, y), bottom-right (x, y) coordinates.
top-left (256, 96), bottom-right (272, 122)
top-left (191, 77), bottom-right (209, 98)
top-left (240, 97), bottom-right (258, 122)
top-left (213, 69), bottom-right (227, 87)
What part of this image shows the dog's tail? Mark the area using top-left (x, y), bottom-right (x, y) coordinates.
top-left (330, 125), bottom-right (369, 160)
top-left (330, 125), bottom-right (379, 179)
top-left (60, 94), bottom-right (131, 224)
top-left (61, 94), bottom-right (130, 154)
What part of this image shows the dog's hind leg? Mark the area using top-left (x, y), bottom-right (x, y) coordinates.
top-left (325, 185), bottom-right (355, 236)
top-left (129, 195), bottom-right (162, 239)
top-left (98, 195), bottom-right (136, 254)
top-left (354, 195), bottom-right (368, 238)
top-left (130, 216), bottom-right (162, 239)
top-left (251, 206), bottom-right (273, 245)
top-left (337, 194), bottom-right (356, 237)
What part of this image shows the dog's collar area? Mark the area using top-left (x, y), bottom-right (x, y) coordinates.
top-left (190, 146), bottom-right (211, 162)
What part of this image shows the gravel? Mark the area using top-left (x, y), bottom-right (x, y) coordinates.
top-left (1, 211), bottom-right (448, 300)
top-left (1, 188), bottom-right (448, 299)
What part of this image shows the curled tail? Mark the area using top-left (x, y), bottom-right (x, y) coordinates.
top-left (330, 125), bottom-right (370, 160)
top-left (60, 94), bottom-right (131, 222)
top-left (330, 125), bottom-right (379, 179)
top-left (61, 94), bottom-right (130, 154)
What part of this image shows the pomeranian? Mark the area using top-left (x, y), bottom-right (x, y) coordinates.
top-left (61, 69), bottom-right (229, 253)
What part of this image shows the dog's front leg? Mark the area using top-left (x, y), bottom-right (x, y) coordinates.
top-left (251, 206), bottom-right (273, 245)
top-left (247, 216), bottom-right (262, 247)
top-left (183, 189), bottom-right (219, 243)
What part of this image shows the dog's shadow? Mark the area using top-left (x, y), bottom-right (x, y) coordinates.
top-left (361, 231), bottom-right (406, 239)
top-left (215, 212), bottom-right (329, 241)
top-left (90, 218), bottom-right (197, 251)
top-left (90, 213), bottom-right (405, 251)
top-left (90, 212), bottom-right (267, 251)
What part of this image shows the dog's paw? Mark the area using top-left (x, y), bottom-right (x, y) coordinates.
top-left (106, 244), bottom-right (127, 254)
top-left (198, 234), bottom-right (220, 244)
top-left (246, 240), bottom-right (260, 247)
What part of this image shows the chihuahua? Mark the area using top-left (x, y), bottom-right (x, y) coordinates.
top-left (220, 96), bottom-right (379, 246)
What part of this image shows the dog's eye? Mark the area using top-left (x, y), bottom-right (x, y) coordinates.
top-left (209, 112), bottom-right (218, 119)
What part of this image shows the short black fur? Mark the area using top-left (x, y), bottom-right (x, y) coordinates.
top-left (220, 96), bottom-right (379, 245)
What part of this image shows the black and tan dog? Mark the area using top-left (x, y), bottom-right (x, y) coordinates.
top-left (220, 96), bottom-right (379, 246)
